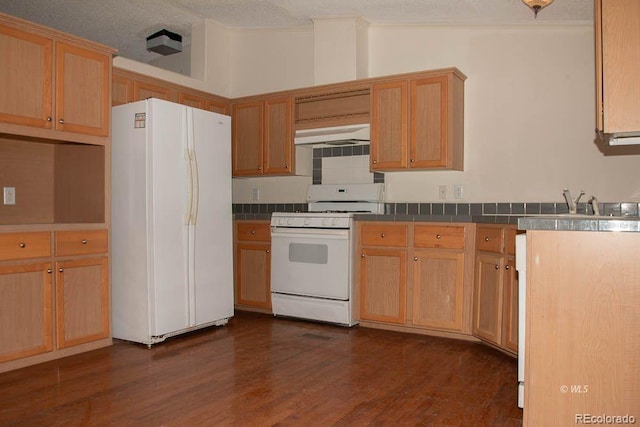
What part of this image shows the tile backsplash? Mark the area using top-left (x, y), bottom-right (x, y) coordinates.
top-left (312, 146), bottom-right (384, 185)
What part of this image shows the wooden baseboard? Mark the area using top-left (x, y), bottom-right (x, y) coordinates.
top-left (234, 305), bottom-right (273, 315)
top-left (0, 337), bottom-right (112, 374)
top-left (358, 320), bottom-right (480, 342)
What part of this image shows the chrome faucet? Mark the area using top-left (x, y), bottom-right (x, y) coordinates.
top-left (589, 196), bottom-right (601, 216)
top-left (563, 189), bottom-right (585, 214)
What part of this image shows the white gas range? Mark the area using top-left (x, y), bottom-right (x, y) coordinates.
top-left (270, 183), bottom-right (385, 326)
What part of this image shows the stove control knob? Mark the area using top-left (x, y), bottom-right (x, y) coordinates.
top-left (331, 218), bottom-right (339, 226)
top-left (304, 218), bottom-right (311, 226)
top-left (278, 218), bottom-right (285, 225)
top-left (322, 218), bottom-right (330, 226)
top-left (287, 219), bottom-right (293, 225)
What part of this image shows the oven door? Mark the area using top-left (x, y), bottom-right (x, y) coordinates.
top-left (271, 227), bottom-right (350, 300)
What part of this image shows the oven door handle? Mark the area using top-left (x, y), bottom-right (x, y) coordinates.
top-left (271, 228), bottom-right (349, 239)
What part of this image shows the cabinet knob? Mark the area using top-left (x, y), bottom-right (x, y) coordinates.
top-left (81, 239), bottom-right (88, 244)
top-left (285, 164), bottom-right (289, 169)
top-left (47, 269), bottom-right (52, 274)
top-left (505, 264), bottom-right (510, 270)
top-left (59, 268), bottom-right (64, 273)
top-left (46, 117), bottom-right (52, 122)
top-left (494, 264), bottom-right (500, 270)
top-left (265, 249), bottom-right (270, 254)
top-left (413, 256), bottom-right (418, 261)
top-left (361, 253), bottom-right (365, 258)
top-left (257, 166), bottom-right (262, 170)
top-left (250, 230), bottom-right (256, 235)
top-left (410, 159), bottom-right (415, 163)
top-left (58, 118), bottom-right (64, 124)
top-left (484, 236), bottom-right (490, 242)
top-left (436, 234), bottom-right (441, 240)
top-left (372, 160), bottom-right (378, 164)
top-left (380, 233), bottom-right (385, 238)
top-left (19, 242), bottom-right (26, 248)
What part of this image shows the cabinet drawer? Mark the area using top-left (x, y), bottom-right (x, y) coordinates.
top-left (0, 232), bottom-right (51, 261)
top-left (477, 227), bottom-right (504, 253)
top-left (360, 224), bottom-right (408, 247)
top-left (237, 222), bottom-right (271, 242)
top-left (414, 225), bottom-right (465, 250)
top-left (55, 230), bottom-right (108, 256)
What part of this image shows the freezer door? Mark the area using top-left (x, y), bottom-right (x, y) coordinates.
top-left (188, 108), bottom-right (234, 325)
top-left (147, 99), bottom-right (190, 336)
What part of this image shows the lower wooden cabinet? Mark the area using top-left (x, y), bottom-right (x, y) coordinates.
top-left (234, 221), bottom-right (271, 311)
top-left (0, 228), bottom-right (111, 372)
top-left (357, 221), bottom-right (475, 337)
top-left (472, 225), bottom-right (518, 355)
top-left (55, 256), bottom-right (109, 349)
top-left (0, 262), bottom-right (53, 363)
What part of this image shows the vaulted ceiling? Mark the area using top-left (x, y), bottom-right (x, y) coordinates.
top-left (0, 0), bottom-right (593, 64)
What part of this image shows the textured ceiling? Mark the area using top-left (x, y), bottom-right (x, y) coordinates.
top-left (0, 0), bottom-right (593, 64)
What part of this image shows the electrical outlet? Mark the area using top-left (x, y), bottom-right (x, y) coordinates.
top-left (438, 185), bottom-right (447, 200)
top-left (252, 188), bottom-right (260, 201)
top-left (454, 184), bottom-right (463, 200)
top-left (3, 187), bottom-right (16, 205)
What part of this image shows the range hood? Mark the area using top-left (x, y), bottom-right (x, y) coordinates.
top-left (294, 124), bottom-right (370, 146)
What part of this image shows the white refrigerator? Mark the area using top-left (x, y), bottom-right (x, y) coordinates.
top-left (111, 98), bottom-right (233, 346)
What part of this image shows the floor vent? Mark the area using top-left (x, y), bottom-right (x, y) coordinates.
top-left (298, 333), bottom-right (334, 341)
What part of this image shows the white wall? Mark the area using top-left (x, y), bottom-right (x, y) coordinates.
top-left (230, 23), bottom-right (640, 203)
top-left (229, 27), bottom-right (314, 97)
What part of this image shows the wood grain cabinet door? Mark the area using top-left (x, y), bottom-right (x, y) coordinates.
top-left (112, 74), bottom-right (133, 106)
top-left (472, 253), bottom-right (503, 345)
top-left (263, 96), bottom-right (293, 175)
top-left (409, 76), bottom-right (449, 168)
top-left (370, 80), bottom-right (408, 170)
top-left (55, 257), bottom-right (109, 349)
top-left (178, 92), bottom-right (206, 110)
top-left (411, 249), bottom-right (465, 331)
top-left (206, 99), bottom-right (229, 115)
top-left (0, 24), bottom-right (53, 129)
top-left (133, 80), bottom-right (171, 102)
top-left (359, 248), bottom-right (407, 324)
top-left (501, 254), bottom-right (518, 353)
top-left (232, 101), bottom-right (264, 176)
top-left (236, 243), bottom-right (271, 309)
top-left (0, 262), bottom-right (53, 363)
top-left (55, 42), bottom-right (110, 136)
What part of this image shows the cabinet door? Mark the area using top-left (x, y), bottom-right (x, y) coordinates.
top-left (55, 42), bottom-right (110, 136)
top-left (178, 92), bottom-right (206, 110)
top-left (501, 255), bottom-right (518, 353)
top-left (236, 242), bottom-right (271, 309)
top-left (412, 249), bottom-right (465, 331)
top-left (0, 262), bottom-right (53, 363)
top-left (206, 98), bottom-right (229, 115)
top-left (473, 253), bottom-right (503, 344)
top-left (0, 24), bottom-right (53, 129)
top-left (55, 257), bottom-right (109, 349)
top-left (410, 76), bottom-right (449, 168)
top-left (598, 0), bottom-right (640, 133)
top-left (112, 74), bottom-right (132, 106)
top-left (133, 80), bottom-right (171, 102)
top-left (264, 96), bottom-right (293, 175)
top-left (232, 101), bottom-right (264, 176)
top-left (360, 248), bottom-right (407, 324)
top-left (370, 80), bottom-right (408, 170)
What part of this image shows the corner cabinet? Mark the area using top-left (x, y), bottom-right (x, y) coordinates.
top-left (595, 0), bottom-right (640, 136)
top-left (0, 13), bottom-right (114, 143)
top-left (357, 221), bottom-right (476, 338)
top-left (232, 96), bottom-right (294, 176)
top-left (370, 69), bottom-right (466, 171)
top-left (472, 225), bottom-right (518, 355)
top-left (233, 221), bottom-right (272, 312)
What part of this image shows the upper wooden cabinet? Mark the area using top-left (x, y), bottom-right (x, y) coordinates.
top-left (111, 68), bottom-right (231, 115)
top-left (0, 14), bottom-right (114, 141)
top-left (596, 0), bottom-right (640, 137)
top-left (232, 96), bottom-right (293, 176)
top-left (371, 69), bottom-right (465, 171)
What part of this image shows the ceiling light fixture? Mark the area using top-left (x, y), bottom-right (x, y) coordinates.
top-left (521, 0), bottom-right (555, 18)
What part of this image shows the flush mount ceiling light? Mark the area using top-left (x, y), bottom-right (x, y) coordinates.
top-left (522, 0), bottom-right (555, 18)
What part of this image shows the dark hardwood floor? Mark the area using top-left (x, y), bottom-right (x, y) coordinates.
top-left (0, 311), bottom-right (522, 426)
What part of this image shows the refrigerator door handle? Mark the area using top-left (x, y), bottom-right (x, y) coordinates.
top-left (191, 151), bottom-right (199, 225)
top-left (185, 148), bottom-right (195, 225)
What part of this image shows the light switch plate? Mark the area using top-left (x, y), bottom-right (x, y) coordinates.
top-left (3, 187), bottom-right (16, 205)
top-left (438, 185), bottom-right (447, 200)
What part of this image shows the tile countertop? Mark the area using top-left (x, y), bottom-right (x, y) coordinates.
top-left (233, 213), bottom-right (640, 232)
